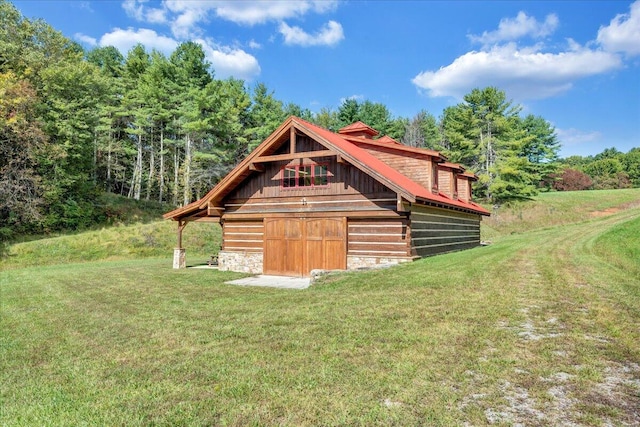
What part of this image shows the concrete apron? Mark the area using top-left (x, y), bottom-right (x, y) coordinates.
top-left (225, 275), bottom-right (311, 290)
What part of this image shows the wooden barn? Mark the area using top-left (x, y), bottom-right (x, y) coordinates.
top-left (164, 116), bottom-right (490, 277)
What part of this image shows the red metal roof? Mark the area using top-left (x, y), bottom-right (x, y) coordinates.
top-left (440, 162), bottom-right (465, 171)
top-left (293, 117), bottom-right (489, 215)
top-left (338, 121), bottom-right (379, 137)
top-left (164, 116), bottom-right (490, 219)
top-left (343, 135), bottom-right (445, 160)
top-left (375, 135), bottom-right (401, 145)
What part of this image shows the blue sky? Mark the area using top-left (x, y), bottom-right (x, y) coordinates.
top-left (14, 0), bottom-right (640, 157)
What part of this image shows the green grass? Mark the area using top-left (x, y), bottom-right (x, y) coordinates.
top-left (481, 188), bottom-right (640, 239)
top-left (1, 189), bottom-right (639, 425)
top-left (0, 220), bottom-right (221, 270)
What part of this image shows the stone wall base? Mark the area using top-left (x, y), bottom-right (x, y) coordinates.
top-left (173, 248), bottom-right (186, 269)
top-left (217, 252), bottom-right (412, 276)
top-left (347, 255), bottom-right (413, 270)
top-left (218, 251), bottom-right (263, 274)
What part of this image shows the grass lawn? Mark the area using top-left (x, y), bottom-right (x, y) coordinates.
top-left (1, 189), bottom-right (639, 425)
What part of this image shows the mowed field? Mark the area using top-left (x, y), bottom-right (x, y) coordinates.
top-left (1, 189), bottom-right (639, 426)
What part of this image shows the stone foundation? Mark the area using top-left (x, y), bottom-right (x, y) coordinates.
top-left (347, 255), bottom-right (413, 270)
top-left (218, 251), bottom-right (263, 274)
top-left (173, 248), bottom-right (186, 269)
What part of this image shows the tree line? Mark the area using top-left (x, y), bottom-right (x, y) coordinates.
top-left (1, 0), bottom-right (637, 243)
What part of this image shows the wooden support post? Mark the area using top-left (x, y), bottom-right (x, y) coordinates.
top-left (174, 220), bottom-right (188, 269)
top-left (290, 126), bottom-right (296, 154)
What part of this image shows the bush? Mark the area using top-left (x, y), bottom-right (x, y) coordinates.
top-left (553, 168), bottom-right (593, 191)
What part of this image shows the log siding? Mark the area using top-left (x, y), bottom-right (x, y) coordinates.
top-left (222, 220), bottom-right (264, 252)
top-left (348, 218), bottom-right (411, 257)
top-left (409, 205), bottom-right (481, 257)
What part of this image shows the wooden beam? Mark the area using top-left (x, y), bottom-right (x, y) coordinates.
top-left (290, 126), bottom-right (296, 154)
top-left (177, 220), bottom-right (188, 249)
top-left (194, 217), bottom-right (221, 223)
top-left (252, 150), bottom-right (338, 163)
top-left (207, 202), bottom-right (225, 217)
top-left (336, 154), bottom-right (349, 164)
top-left (249, 163), bottom-right (265, 172)
top-left (223, 209), bottom-right (406, 220)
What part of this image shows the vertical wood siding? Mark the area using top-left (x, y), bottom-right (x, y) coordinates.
top-left (438, 169), bottom-right (453, 198)
top-left (457, 177), bottom-right (470, 202)
top-left (361, 147), bottom-right (434, 190)
top-left (409, 205), bottom-right (480, 257)
top-left (224, 154), bottom-right (397, 215)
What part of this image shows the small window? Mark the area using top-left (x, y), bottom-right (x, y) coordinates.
top-left (313, 165), bottom-right (328, 186)
top-left (298, 165), bottom-right (312, 187)
top-left (281, 164), bottom-right (329, 189)
top-left (283, 167), bottom-right (296, 188)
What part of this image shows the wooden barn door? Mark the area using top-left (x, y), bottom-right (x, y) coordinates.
top-left (305, 218), bottom-right (347, 273)
top-left (264, 217), bottom-right (346, 277)
top-left (264, 218), bottom-right (304, 276)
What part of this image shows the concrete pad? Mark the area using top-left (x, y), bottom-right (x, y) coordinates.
top-left (225, 275), bottom-right (311, 290)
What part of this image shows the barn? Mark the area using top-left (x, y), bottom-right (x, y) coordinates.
top-left (164, 116), bottom-right (490, 277)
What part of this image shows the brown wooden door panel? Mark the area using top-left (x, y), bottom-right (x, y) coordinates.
top-left (284, 239), bottom-right (303, 276)
top-left (305, 239), bottom-right (324, 273)
top-left (323, 239), bottom-right (346, 270)
top-left (265, 217), bottom-right (346, 277)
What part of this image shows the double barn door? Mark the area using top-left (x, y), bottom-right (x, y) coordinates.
top-left (264, 217), bottom-right (346, 277)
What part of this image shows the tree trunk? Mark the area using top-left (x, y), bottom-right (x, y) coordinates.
top-left (182, 133), bottom-right (192, 206)
top-left (159, 126), bottom-right (165, 203)
top-left (173, 143), bottom-right (179, 206)
top-left (135, 132), bottom-right (142, 200)
top-left (146, 125), bottom-right (155, 201)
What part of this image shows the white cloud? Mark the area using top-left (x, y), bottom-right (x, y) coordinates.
top-left (279, 20), bottom-right (344, 47)
top-left (194, 38), bottom-right (261, 80)
top-left (248, 39), bottom-right (262, 49)
top-left (469, 12), bottom-right (559, 45)
top-left (412, 7), bottom-right (636, 101)
top-left (597, 0), bottom-right (640, 57)
top-left (412, 43), bottom-right (622, 100)
top-left (122, 0), bottom-right (144, 20)
top-left (74, 32), bottom-right (97, 46)
top-left (208, 0), bottom-right (337, 25)
top-left (123, 1), bottom-right (339, 37)
top-left (556, 128), bottom-right (602, 145)
top-left (123, 0), bottom-right (167, 23)
top-left (97, 28), bottom-right (260, 81)
top-left (99, 28), bottom-right (179, 56)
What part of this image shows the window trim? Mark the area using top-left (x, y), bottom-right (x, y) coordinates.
top-left (281, 163), bottom-right (330, 189)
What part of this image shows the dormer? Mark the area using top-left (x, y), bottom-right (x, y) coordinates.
top-left (376, 135), bottom-right (402, 145)
top-left (457, 172), bottom-right (478, 202)
top-left (438, 162), bottom-right (465, 199)
top-left (338, 121), bottom-right (379, 139)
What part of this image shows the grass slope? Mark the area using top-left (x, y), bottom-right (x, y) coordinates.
top-left (1, 189), bottom-right (639, 425)
top-left (0, 221), bottom-right (221, 270)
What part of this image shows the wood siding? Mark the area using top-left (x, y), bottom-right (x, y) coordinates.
top-left (348, 218), bottom-right (410, 258)
top-left (361, 146), bottom-right (434, 190)
top-left (409, 205), bottom-right (480, 257)
top-left (222, 220), bottom-right (264, 252)
top-left (457, 177), bottom-right (470, 202)
top-left (438, 169), bottom-right (453, 198)
top-left (223, 149), bottom-right (398, 218)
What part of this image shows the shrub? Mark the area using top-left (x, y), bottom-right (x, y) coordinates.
top-left (553, 168), bottom-right (593, 191)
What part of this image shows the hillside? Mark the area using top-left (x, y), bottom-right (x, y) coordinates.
top-left (481, 188), bottom-right (640, 238)
top-left (1, 189), bottom-right (639, 425)
top-left (3, 189), bottom-right (638, 270)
